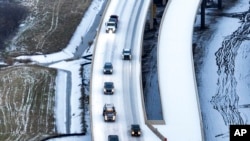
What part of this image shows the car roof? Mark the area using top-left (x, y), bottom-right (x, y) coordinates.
top-left (110, 15), bottom-right (118, 18)
top-left (107, 20), bottom-right (116, 23)
top-left (105, 82), bottom-right (114, 85)
top-left (131, 124), bottom-right (140, 128)
top-left (105, 103), bottom-right (114, 107)
top-left (108, 135), bottom-right (119, 140)
top-left (104, 62), bottom-right (112, 66)
top-left (123, 48), bottom-right (131, 51)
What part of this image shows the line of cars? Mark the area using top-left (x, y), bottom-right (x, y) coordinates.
top-left (104, 15), bottom-right (141, 141)
top-left (107, 124), bottom-right (141, 141)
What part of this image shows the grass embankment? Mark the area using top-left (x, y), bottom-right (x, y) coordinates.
top-left (7, 0), bottom-right (91, 56)
top-left (0, 65), bottom-right (57, 141)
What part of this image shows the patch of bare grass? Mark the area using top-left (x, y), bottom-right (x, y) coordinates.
top-left (7, 0), bottom-right (91, 56)
top-left (0, 65), bottom-right (57, 141)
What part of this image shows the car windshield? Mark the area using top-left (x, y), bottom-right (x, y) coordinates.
top-left (108, 135), bottom-right (118, 141)
top-left (105, 63), bottom-right (112, 68)
top-left (106, 107), bottom-right (113, 111)
top-left (123, 49), bottom-right (130, 53)
top-left (107, 22), bottom-right (115, 26)
top-left (132, 125), bottom-right (140, 130)
top-left (109, 18), bottom-right (116, 22)
top-left (105, 82), bottom-right (113, 88)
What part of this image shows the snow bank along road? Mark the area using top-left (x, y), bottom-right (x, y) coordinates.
top-left (156, 0), bottom-right (204, 141)
top-left (90, 0), bottom-right (161, 140)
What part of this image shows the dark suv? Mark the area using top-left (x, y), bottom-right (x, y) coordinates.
top-left (103, 104), bottom-right (116, 122)
top-left (104, 82), bottom-right (114, 94)
top-left (108, 135), bottom-right (119, 141)
top-left (131, 124), bottom-right (141, 136)
top-left (103, 62), bottom-right (113, 74)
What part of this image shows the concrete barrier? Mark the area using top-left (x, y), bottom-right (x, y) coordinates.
top-left (138, 0), bottom-right (167, 140)
top-left (146, 121), bottom-right (167, 141)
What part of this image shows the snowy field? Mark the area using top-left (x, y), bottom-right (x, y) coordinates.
top-left (193, 0), bottom-right (250, 141)
top-left (0, 65), bottom-right (56, 141)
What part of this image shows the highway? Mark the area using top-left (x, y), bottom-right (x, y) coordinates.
top-left (90, 0), bottom-right (204, 140)
top-left (90, 0), bottom-right (159, 140)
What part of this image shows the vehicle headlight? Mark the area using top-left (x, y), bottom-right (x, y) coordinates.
top-left (112, 89), bottom-right (114, 92)
top-left (105, 116), bottom-right (107, 120)
top-left (113, 116), bottom-right (116, 120)
top-left (138, 131), bottom-right (141, 134)
top-left (132, 131), bottom-right (134, 134)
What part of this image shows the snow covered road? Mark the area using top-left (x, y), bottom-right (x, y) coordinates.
top-left (90, 0), bottom-right (160, 140)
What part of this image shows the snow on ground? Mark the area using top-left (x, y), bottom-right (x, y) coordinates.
top-left (50, 59), bottom-right (84, 133)
top-left (194, 0), bottom-right (250, 141)
top-left (54, 70), bottom-right (68, 133)
top-left (12, 0), bottom-right (250, 141)
top-left (48, 0), bottom-right (250, 141)
top-left (16, 0), bottom-right (105, 64)
top-left (13, 0), bottom-right (105, 140)
top-left (151, 0), bottom-right (250, 140)
top-left (155, 0), bottom-right (203, 141)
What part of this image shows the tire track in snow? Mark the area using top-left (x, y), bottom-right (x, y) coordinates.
top-left (36, 0), bottom-right (62, 49)
top-left (210, 12), bottom-right (250, 125)
top-left (0, 66), bottom-right (56, 140)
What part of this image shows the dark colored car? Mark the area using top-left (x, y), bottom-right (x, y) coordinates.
top-left (122, 48), bottom-right (132, 60)
top-left (131, 124), bottom-right (141, 136)
top-left (103, 104), bottom-right (116, 122)
top-left (108, 135), bottom-right (119, 141)
top-left (104, 82), bottom-right (114, 94)
top-left (103, 62), bottom-right (113, 74)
